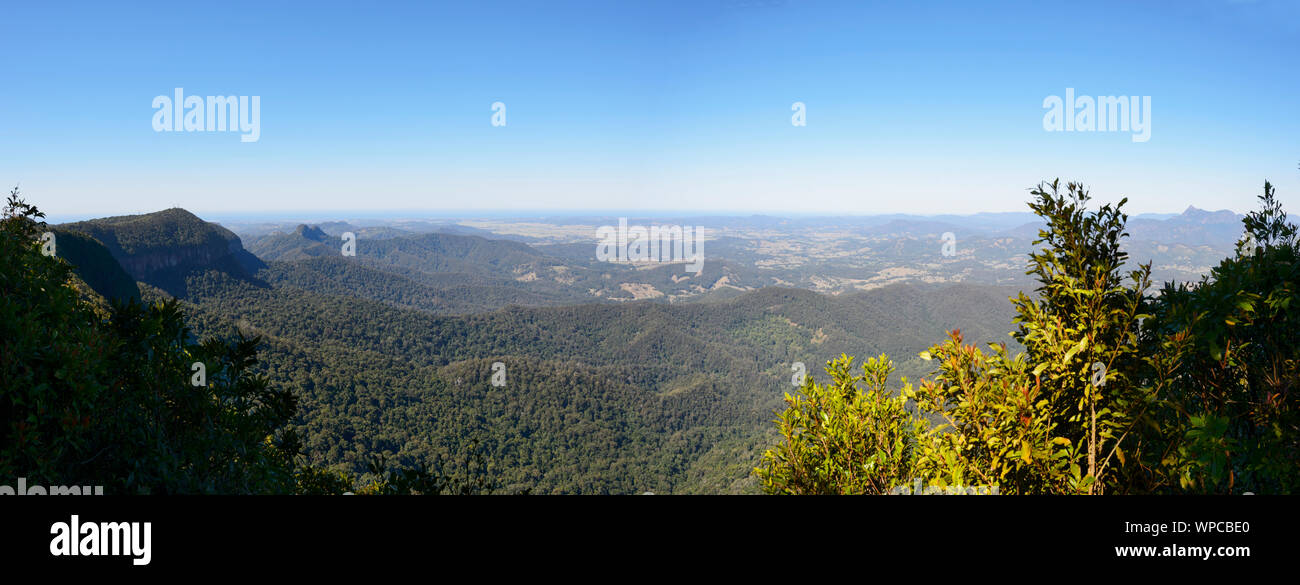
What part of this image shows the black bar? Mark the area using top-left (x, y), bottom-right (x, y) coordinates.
top-left (2, 495), bottom-right (1285, 574)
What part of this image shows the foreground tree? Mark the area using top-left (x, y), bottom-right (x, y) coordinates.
top-left (1, 189), bottom-right (304, 493)
top-left (1137, 181), bottom-right (1299, 494)
top-left (756, 179), bottom-right (1298, 495)
top-left (755, 355), bottom-right (925, 494)
top-left (906, 181), bottom-right (1150, 494)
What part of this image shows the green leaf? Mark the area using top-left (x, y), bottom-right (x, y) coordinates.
top-left (1063, 337), bottom-right (1088, 363)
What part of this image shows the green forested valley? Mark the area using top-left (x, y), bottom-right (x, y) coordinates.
top-left (7, 177), bottom-right (1296, 495)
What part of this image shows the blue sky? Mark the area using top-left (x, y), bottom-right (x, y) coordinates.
top-left (2, 0), bottom-right (1297, 218)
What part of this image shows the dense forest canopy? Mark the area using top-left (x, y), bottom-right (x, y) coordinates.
top-left (5, 177), bottom-right (1296, 494)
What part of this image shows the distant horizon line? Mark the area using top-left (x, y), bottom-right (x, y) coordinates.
top-left (44, 205), bottom-right (1234, 225)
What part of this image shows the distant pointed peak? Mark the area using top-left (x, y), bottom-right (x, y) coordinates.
top-left (1173, 205), bottom-right (1238, 224)
top-left (295, 224), bottom-right (328, 241)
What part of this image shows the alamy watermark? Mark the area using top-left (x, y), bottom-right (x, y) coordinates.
top-left (890, 478), bottom-right (1000, 495)
top-left (791, 362), bottom-right (807, 386)
top-left (50, 515), bottom-right (151, 566)
top-left (152, 88), bottom-right (260, 142)
top-left (491, 361), bottom-right (507, 387)
top-left (341, 231), bottom-right (357, 256)
top-left (1, 477), bottom-right (104, 495)
top-left (1043, 88), bottom-right (1150, 143)
top-left (492, 101), bottom-right (507, 127)
top-left (941, 231), bottom-right (956, 257)
top-left (595, 218), bottom-right (706, 273)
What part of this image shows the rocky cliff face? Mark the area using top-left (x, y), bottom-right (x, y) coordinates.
top-left (114, 235), bottom-right (244, 280)
top-left (58, 208), bottom-right (265, 297)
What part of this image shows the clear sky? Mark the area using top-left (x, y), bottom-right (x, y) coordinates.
top-left (2, 0), bottom-right (1297, 218)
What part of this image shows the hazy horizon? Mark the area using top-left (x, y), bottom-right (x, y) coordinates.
top-left (42, 202), bottom-right (1239, 226)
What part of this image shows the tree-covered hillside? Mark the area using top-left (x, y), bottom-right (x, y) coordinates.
top-left (48, 227), bottom-right (140, 304)
top-left (1, 190), bottom-right (302, 494)
top-left (28, 192), bottom-right (1023, 494)
top-left (173, 266), bottom-right (1015, 493)
top-left (60, 208), bottom-right (265, 297)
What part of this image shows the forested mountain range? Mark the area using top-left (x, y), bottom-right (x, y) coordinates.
top-left (51, 208), bottom-right (1021, 492)
top-left (49, 203), bottom-right (1239, 492)
top-left (233, 205), bottom-right (1246, 302)
top-left (59, 209), bottom-right (265, 297)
